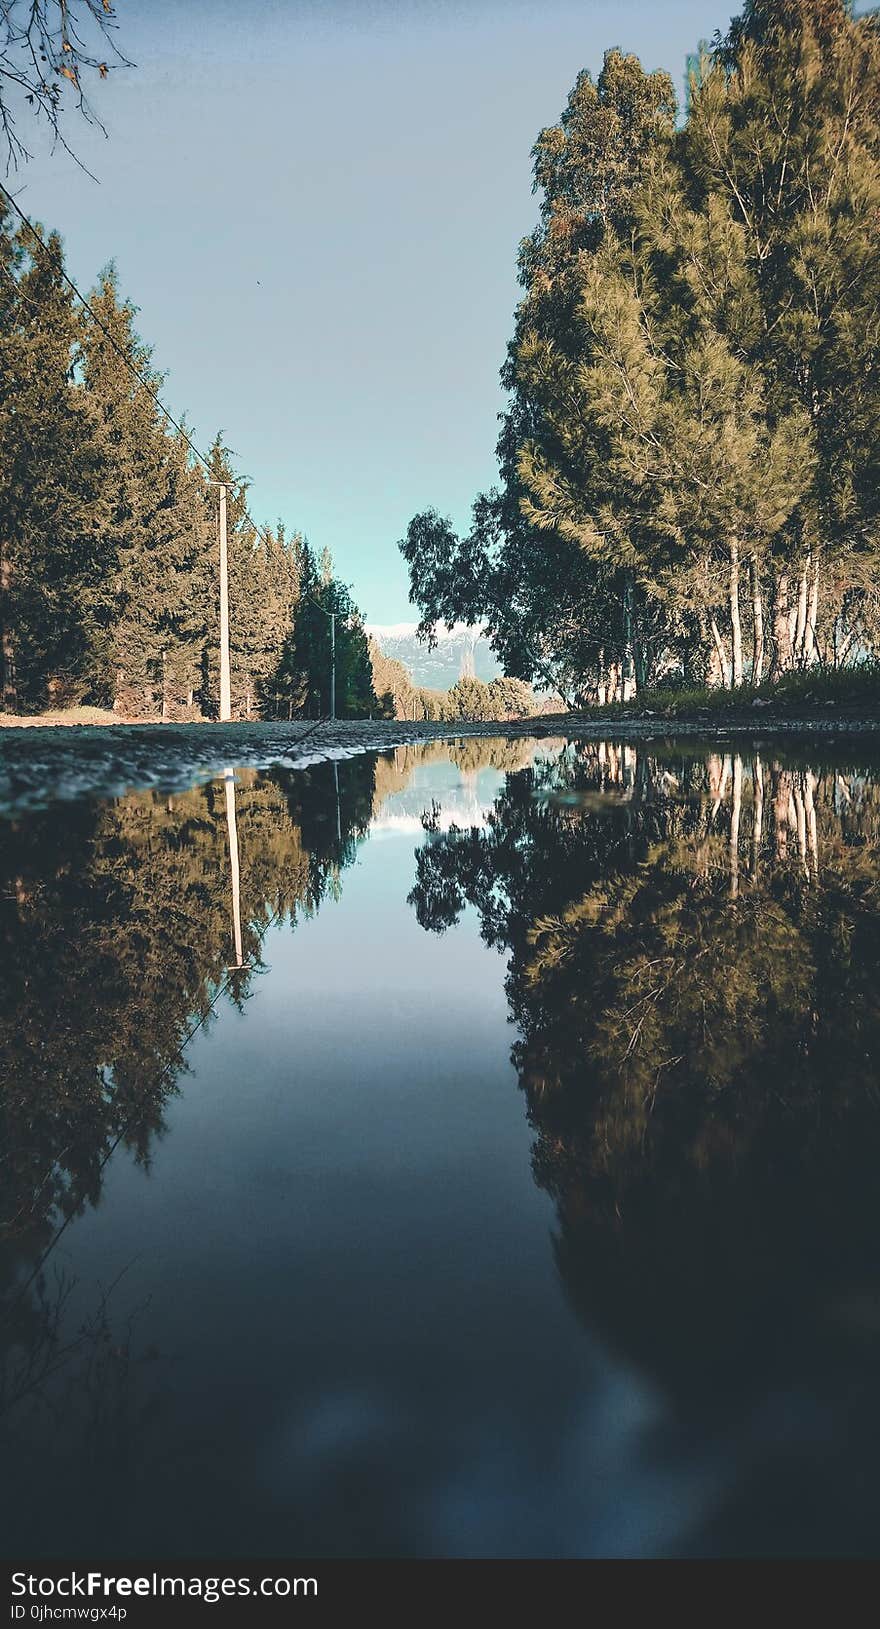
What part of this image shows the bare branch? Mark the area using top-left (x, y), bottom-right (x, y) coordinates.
top-left (0, 0), bottom-right (132, 173)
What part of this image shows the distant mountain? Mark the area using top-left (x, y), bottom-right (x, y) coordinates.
top-left (366, 622), bottom-right (502, 692)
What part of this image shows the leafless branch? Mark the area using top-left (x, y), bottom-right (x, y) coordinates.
top-left (0, 0), bottom-right (132, 173)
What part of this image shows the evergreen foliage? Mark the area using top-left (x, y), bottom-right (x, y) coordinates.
top-left (0, 215), bottom-right (371, 720)
top-left (401, 4), bottom-right (880, 702)
top-left (282, 547), bottom-right (380, 719)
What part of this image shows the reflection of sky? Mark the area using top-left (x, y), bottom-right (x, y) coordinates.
top-left (370, 761), bottom-right (508, 837)
top-left (3, 747), bottom-right (705, 1560)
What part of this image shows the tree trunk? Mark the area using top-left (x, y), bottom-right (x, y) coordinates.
top-left (751, 557), bottom-right (765, 684)
top-left (794, 562), bottom-right (809, 662)
top-left (805, 554), bottom-right (819, 665)
top-left (596, 647), bottom-right (606, 707)
top-left (622, 572), bottom-right (636, 700)
top-left (709, 617), bottom-right (730, 688)
top-left (0, 545), bottom-right (17, 711)
top-left (770, 572), bottom-right (793, 677)
top-left (730, 540), bottom-right (743, 687)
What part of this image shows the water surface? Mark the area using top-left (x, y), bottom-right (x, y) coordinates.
top-left (2, 734), bottom-right (880, 1557)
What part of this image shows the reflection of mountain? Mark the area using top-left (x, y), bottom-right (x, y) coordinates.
top-left (370, 737), bottom-right (562, 833)
top-left (408, 739), bottom-right (880, 1555)
top-left (366, 622), bottom-right (502, 689)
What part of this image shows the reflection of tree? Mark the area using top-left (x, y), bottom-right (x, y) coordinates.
top-left (0, 758), bottom-right (374, 1385)
top-left (409, 742), bottom-right (880, 1413)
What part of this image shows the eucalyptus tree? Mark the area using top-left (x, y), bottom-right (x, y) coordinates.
top-left (686, 0), bottom-right (880, 670)
top-left (402, 50), bottom-right (679, 703)
top-left (402, 5), bottom-right (880, 695)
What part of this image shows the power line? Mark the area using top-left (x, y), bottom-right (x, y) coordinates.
top-left (0, 177), bottom-right (278, 551)
top-left (0, 184), bottom-right (360, 715)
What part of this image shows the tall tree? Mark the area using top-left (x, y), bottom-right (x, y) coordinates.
top-left (79, 270), bottom-right (209, 715)
top-left (402, 8), bottom-right (880, 698)
top-left (201, 438), bottom-right (302, 720)
top-left (284, 545), bottom-right (380, 719)
top-left (401, 50), bottom-right (679, 702)
top-left (682, 0), bottom-right (880, 669)
top-left (0, 216), bottom-right (109, 708)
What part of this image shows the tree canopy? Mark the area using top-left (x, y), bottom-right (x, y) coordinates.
top-left (401, 3), bottom-right (880, 702)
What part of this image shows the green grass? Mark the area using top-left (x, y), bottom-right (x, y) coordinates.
top-left (585, 661), bottom-right (880, 721)
top-left (0, 706), bottom-right (129, 728)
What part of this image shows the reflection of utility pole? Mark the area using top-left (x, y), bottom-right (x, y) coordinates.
top-left (218, 484), bottom-right (232, 722)
top-left (224, 767), bottom-right (245, 969)
top-left (333, 759), bottom-right (341, 844)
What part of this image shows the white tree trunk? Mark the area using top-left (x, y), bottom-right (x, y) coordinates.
top-left (751, 557), bottom-right (765, 684)
top-left (730, 540), bottom-right (743, 687)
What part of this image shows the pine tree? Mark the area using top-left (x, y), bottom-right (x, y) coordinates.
top-left (0, 219), bottom-right (110, 708)
top-left (79, 270), bottom-right (208, 715)
top-left (285, 547), bottom-right (379, 719)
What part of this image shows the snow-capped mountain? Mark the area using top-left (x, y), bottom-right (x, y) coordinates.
top-left (366, 621), bottom-right (502, 691)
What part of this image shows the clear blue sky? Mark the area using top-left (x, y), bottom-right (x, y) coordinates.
top-left (17, 0), bottom-right (730, 622)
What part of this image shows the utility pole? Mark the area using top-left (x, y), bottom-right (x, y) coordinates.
top-left (218, 483), bottom-right (232, 722)
top-left (307, 594), bottom-right (339, 720)
top-left (330, 612), bottom-right (336, 721)
top-left (224, 767), bottom-right (245, 969)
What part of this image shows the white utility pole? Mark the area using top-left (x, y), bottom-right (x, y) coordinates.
top-left (218, 483), bottom-right (232, 722)
top-left (330, 612), bottom-right (336, 721)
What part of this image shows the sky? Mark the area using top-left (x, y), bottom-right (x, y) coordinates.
top-left (14, 0), bottom-right (731, 622)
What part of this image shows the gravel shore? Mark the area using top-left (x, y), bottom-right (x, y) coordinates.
top-left (1, 711), bottom-right (879, 813)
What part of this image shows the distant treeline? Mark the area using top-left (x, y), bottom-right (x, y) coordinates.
top-left (368, 638), bottom-right (540, 721)
top-left (402, 0), bottom-right (880, 704)
top-left (0, 213), bottom-right (384, 720)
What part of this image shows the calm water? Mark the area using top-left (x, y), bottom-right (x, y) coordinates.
top-left (2, 734), bottom-right (880, 1558)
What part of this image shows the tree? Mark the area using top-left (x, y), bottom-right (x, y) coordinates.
top-left (282, 546), bottom-right (380, 719)
top-left (679, 0), bottom-right (880, 670)
top-left (0, 215), bottom-right (110, 708)
top-left (401, 8), bottom-right (880, 698)
top-left (401, 50), bottom-right (679, 702)
top-left (487, 675), bottom-right (538, 718)
top-left (200, 438), bottom-right (302, 721)
top-left (79, 270), bottom-right (210, 715)
top-left (369, 637), bottom-right (418, 719)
